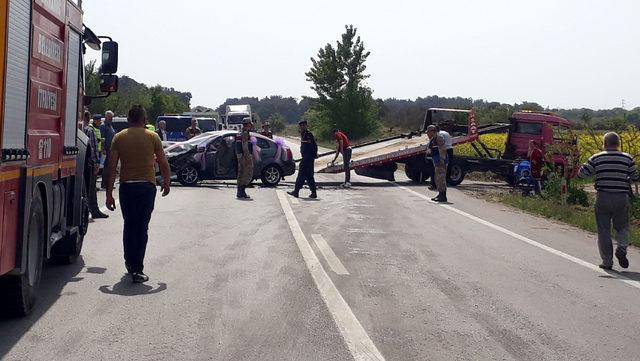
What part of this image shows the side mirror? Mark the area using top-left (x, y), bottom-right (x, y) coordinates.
top-left (100, 74), bottom-right (119, 93)
top-left (100, 41), bottom-right (119, 74)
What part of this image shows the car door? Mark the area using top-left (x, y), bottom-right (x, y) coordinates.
top-left (255, 137), bottom-right (274, 167)
top-left (214, 135), bottom-right (237, 179)
top-left (201, 136), bottom-right (221, 178)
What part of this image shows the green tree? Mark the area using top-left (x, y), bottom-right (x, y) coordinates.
top-left (83, 61), bottom-right (190, 119)
top-left (305, 25), bottom-right (380, 140)
top-left (267, 113), bottom-right (286, 134)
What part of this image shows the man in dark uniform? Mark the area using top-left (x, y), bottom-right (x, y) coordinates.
top-left (288, 120), bottom-right (318, 199)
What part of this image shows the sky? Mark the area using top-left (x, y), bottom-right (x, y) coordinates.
top-left (83, 0), bottom-right (640, 110)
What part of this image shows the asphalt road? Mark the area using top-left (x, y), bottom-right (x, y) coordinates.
top-left (3, 141), bottom-right (640, 360)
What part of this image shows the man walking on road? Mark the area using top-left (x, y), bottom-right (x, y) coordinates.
top-left (288, 120), bottom-right (318, 199)
top-left (100, 110), bottom-right (116, 189)
top-left (235, 118), bottom-right (254, 199)
top-left (579, 132), bottom-right (639, 270)
top-left (83, 111), bottom-right (108, 219)
top-left (331, 128), bottom-right (352, 188)
top-left (426, 125), bottom-right (448, 202)
top-left (106, 105), bottom-right (171, 283)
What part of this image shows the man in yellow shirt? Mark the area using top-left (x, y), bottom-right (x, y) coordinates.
top-left (105, 105), bottom-right (171, 283)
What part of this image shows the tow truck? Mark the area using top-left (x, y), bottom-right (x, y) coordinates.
top-left (0, 0), bottom-right (119, 316)
top-left (317, 108), bottom-right (577, 185)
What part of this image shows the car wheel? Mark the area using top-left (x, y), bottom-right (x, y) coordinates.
top-left (178, 165), bottom-right (200, 186)
top-left (261, 164), bottom-right (282, 187)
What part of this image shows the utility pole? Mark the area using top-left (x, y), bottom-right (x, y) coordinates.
top-left (622, 99), bottom-right (627, 122)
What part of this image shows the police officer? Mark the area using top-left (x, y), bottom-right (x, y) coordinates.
top-left (236, 117), bottom-right (254, 199)
top-left (288, 120), bottom-right (318, 199)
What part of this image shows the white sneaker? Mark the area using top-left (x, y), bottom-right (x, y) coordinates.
top-left (343, 182), bottom-right (351, 188)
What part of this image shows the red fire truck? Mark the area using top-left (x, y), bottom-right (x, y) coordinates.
top-left (0, 0), bottom-right (118, 316)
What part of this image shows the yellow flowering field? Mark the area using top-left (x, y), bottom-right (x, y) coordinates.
top-left (454, 132), bottom-right (640, 162)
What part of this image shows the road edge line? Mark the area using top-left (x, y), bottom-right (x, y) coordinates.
top-left (277, 190), bottom-right (385, 361)
top-left (393, 183), bottom-right (640, 290)
top-left (311, 234), bottom-right (350, 275)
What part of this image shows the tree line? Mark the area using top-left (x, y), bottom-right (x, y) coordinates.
top-left (85, 61), bottom-right (192, 119)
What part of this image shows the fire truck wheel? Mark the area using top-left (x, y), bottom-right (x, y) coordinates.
top-left (0, 192), bottom-right (45, 316)
top-left (51, 181), bottom-right (87, 265)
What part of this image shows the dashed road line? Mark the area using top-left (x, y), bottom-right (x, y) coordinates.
top-left (347, 229), bottom-right (386, 234)
top-left (394, 183), bottom-right (640, 290)
top-left (277, 191), bottom-right (385, 361)
top-left (312, 234), bottom-right (350, 275)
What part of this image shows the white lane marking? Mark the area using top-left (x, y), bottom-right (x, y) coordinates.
top-left (277, 191), bottom-right (385, 361)
top-left (394, 184), bottom-right (640, 290)
top-left (347, 229), bottom-right (386, 234)
top-left (312, 234), bottom-right (350, 275)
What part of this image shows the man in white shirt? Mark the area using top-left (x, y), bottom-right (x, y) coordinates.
top-left (429, 126), bottom-right (454, 190)
top-left (156, 120), bottom-right (169, 141)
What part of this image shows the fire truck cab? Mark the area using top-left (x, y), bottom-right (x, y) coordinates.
top-left (0, 0), bottom-right (118, 316)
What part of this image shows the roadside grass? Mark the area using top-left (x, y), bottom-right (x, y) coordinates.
top-left (493, 193), bottom-right (640, 247)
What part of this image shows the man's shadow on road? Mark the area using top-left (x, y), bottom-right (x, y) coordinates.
top-left (599, 270), bottom-right (640, 282)
top-left (99, 275), bottom-right (167, 296)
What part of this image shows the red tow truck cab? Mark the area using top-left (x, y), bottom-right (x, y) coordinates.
top-left (504, 111), bottom-right (579, 173)
top-left (0, 0), bottom-right (118, 316)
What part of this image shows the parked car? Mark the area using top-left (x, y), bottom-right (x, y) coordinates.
top-left (163, 131), bottom-right (295, 186)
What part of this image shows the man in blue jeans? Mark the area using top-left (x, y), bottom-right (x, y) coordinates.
top-left (106, 105), bottom-right (171, 283)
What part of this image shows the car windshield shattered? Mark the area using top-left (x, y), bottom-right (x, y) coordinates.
top-left (164, 135), bottom-right (213, 156)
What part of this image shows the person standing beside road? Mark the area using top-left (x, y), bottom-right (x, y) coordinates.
top-left (92, 115), bottom-right (104, 169)
top-left (288, 120), bottom-right (318, 199)
top-left (331, 128), bottom-right (352, 188)
top-left (578, 132), bottom-right (639, 270)
top-left (83, 111), bottom-right (108, 219)
top-left (260, 122), bottom-right (273, 139)
top-left (157, 120), bottom-right (169, 141)
top-left (106, 105), bottom-right (171, 283)
top-left (185, 118), bottom-right (202, 140)
top-left (100, 110), bottom-right (116, 189)
top-left (426, 125), bottom-right (448, 202)
top-left (528, 140), bottom-right (544, 194)
top-left (429, 126), bottom-right (454, 190)
top-left (235, 118), bottom-right (254, 199)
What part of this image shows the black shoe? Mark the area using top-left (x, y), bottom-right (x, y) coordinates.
top-left (599, 263), bottom-right (613, 270)
top-left (309, 192), bottom-right (317, 199)
top-left (92, 212), bottom-right (109, 219)
top-left (616, 248), bottom-right (629, 269)
top-left (132, 272), bottom-right (149, 283)
top-left (428, 185), bottom-right (436, 191)
top-left (287, 191), bottom-right (299, 198)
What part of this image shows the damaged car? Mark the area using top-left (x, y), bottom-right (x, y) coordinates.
top-left (163, 131), bottom-right (296, 186)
